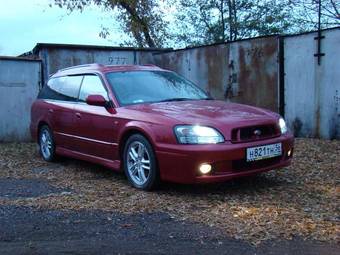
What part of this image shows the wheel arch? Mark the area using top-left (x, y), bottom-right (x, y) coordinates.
top-left (37, 121), bottom-right (49, 143)
top-left (119, 125), bottom-right (161, 190)
top-left (119, 128), bottom-right (153, 159)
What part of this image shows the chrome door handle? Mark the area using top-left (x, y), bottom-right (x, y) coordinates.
top-left (75, 112), bottom-right (81, 119)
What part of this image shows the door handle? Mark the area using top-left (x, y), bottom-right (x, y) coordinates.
top-left (48, 109), bottom-right (54, 114)
top-left (75, 112), bottom-right (81, 119)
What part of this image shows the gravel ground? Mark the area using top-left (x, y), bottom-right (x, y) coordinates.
top-left (0, 138), bottom-right (339, 254)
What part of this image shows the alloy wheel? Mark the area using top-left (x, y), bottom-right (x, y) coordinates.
top-left (40, 129), bottom-right (53, 160)
top-left (127, 141), bottom-right (151, 186)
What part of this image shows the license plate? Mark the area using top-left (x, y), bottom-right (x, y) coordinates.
top-left (246, 143), bottom-right (282, 162)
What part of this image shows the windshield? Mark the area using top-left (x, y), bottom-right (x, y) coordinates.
top-left (106, 71), bottom-right (209, 106)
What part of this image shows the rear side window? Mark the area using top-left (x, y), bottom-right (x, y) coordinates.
top-left (78, 75), bottom-right (108, 102)
top-left (38, 76), bottom-right (83, 101)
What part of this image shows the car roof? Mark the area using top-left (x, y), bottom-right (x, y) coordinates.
top-left (51, 63), bottom-right (166, 78)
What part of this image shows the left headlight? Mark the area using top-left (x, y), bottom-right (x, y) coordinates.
top-left (174, 125), bottom-right (224, 144)
top-left (279, 117), bottom-right (288, 134)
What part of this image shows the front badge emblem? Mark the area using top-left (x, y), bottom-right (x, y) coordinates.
top-left (254, 129), bottom-right (262, 136)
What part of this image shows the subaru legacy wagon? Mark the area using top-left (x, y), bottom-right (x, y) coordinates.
top-left (31, 64), bottom-right (294, 190)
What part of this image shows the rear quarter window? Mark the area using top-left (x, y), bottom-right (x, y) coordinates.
top-left (38, 76), bottom-right (83, 101)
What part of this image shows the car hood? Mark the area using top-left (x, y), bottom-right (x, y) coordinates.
top-left (123, 100), bottom-right (280, 139)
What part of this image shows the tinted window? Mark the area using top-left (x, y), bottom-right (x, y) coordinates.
top-left (79, 75), bottom-right (108, 102)
top-left (106, 71), bottom-right (208, 106)
top-left (38, 76), bottom-right (83, 101)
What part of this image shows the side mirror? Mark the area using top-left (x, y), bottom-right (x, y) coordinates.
top-left (86, 95), bottom-right (108, 107)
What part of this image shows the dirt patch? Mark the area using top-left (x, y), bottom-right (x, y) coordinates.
top-left (0, 139), bottom-right (339, 245)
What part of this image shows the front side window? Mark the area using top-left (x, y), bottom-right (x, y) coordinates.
top-left (106, 71), bottom-right (209, 106)
top-left (79, 75), bottom-right (109, 102)
top-left (38, 75), bottom-right (83, 101)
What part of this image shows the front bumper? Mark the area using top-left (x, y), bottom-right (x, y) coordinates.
top-left (156, 133), bottom-right (294, 184)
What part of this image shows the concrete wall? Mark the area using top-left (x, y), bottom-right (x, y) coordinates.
top-left (0, 58), bottom-right (41, 142)
top-left (284, 28), bottom-right (340, 139)
top-left (151, 36), bottom-right (280, 113)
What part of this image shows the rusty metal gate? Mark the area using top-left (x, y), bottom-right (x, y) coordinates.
top-left (152, 35), bottom-right (280, 113)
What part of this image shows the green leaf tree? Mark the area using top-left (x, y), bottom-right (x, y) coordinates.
top-left (289, 0), bottom-right (339, 30)
top-left (52, 0), bottom-right (340, 48)
top-left (174, 0), bottom-right (296, 46)
top-left (52, 0), bottom-right (170, 47)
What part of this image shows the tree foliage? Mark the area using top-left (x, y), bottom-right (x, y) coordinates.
top-left (52, 0), bottom-right (169, 47)
top-left (175, 0), bottom-right (294, 46)
top-left (174, 0), bottom-right (339, 47)
top-left (289, 0), bottom-right (339, 28)
top-left (52, 0), bottom-right (340, 48)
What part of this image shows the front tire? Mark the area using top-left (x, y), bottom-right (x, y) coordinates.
top-left (39, 125), bottom-right (56, 162)
top-left (123, 134), bottom-right (159, 190)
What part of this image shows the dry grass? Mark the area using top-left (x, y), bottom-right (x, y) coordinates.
top-left (0, 138), bottom-right (339, 245)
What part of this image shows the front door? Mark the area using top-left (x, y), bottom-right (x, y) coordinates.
top-left (73, 74), bottom-right (118, 160)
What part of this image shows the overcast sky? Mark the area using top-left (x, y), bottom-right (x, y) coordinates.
top-left (0, 0), bottom-right (127, 56)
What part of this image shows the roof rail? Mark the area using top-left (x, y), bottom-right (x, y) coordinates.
top-left (58, 63), bottom-right (103, 72)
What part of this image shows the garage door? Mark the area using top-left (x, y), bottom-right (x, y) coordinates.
top-left (0, 57), bottom-right (41, 141)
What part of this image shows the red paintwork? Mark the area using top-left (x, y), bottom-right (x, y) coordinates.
top-left (30, 64), bottom-right (294, 184)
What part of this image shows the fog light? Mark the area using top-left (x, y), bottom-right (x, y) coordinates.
top-left (287, 149), bottom-right (292, 157)
top-left (199, 163), bottom-right (212, 174)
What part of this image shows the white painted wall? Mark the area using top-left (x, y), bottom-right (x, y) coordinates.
top-left (284, 28), bottom-right (340, 139)
top-left (0, 59), bottom-right (41, 141)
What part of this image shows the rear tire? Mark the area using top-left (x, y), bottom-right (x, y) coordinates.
top-left (39, 125), bottom-right (56, 162)
top-left (123, 134), bottom-right (159, 191)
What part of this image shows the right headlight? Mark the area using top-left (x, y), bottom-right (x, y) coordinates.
top-left (279, 117), bottom-right (288, 134)
top-left (174, 125), bottom-right (224, 144)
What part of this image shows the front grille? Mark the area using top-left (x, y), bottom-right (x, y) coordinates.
top-left (232, 156), bottom-right (282, 171)
top-left (231, 124), bottom-right (280, 143)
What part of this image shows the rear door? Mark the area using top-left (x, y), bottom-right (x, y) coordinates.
top-left (40, 75), bottom-right (83, 150)
top-left (73, 74), bottom-right (118, 160)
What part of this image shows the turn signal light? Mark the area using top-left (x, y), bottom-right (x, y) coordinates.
top-left (287, 149), bottom-right (292, 157)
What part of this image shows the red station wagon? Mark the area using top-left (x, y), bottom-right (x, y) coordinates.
top-left (31, 64), bottom-right (294, 190)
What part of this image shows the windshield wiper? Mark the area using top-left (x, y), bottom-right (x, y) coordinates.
top-left (152, 97), bottom-right (214, 104)
top-left (155, 98), bottom-right (196, 103)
